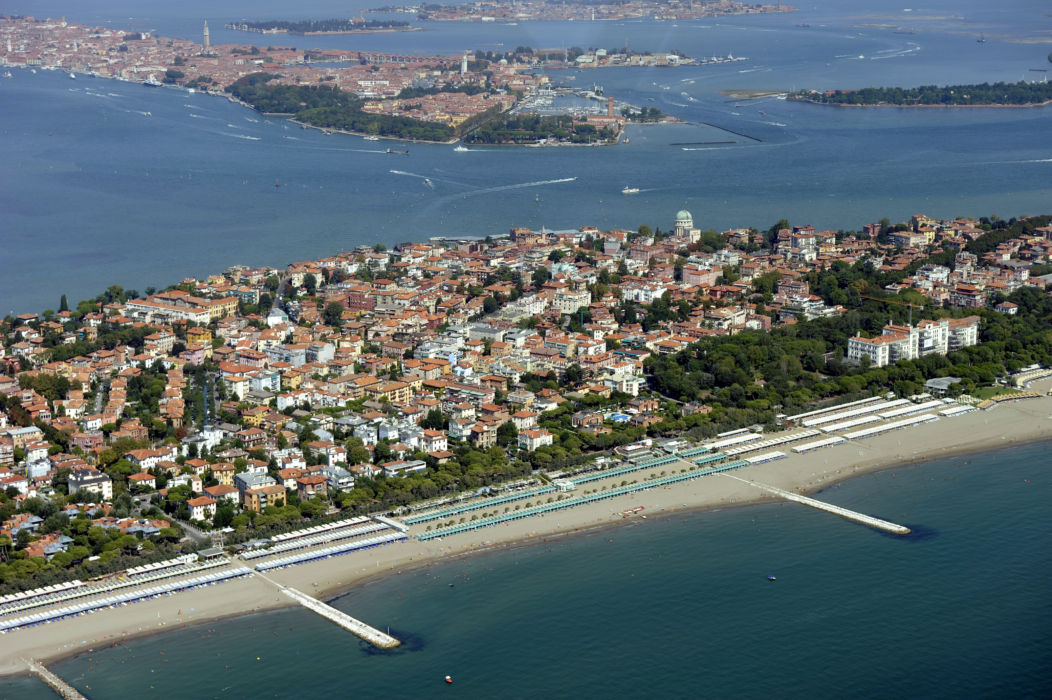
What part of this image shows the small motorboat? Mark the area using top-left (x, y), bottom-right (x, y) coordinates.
top-left (445, 675), bottom-right (453, 684)
top-left (767, 575), bottom-right (776, 582)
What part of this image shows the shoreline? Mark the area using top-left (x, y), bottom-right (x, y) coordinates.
top-left (3, 390), bottom-right (1050, 679)
top-left (788, 97), bottom-right (1052, 109)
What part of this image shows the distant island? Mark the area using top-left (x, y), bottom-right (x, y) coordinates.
top-left (224, 18), bottom-right (415, 35)
top-left (792, 81), bottom-right (1052, 107)
top-left (373, 0), bottom-right (794, 22)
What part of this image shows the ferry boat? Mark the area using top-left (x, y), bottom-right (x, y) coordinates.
top-left (621, 186), bottom-right (640, 195)
top-left (143, 75), bottom-right (163, 87)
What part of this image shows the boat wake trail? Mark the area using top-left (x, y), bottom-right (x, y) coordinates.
top-left (979, 157), bottom-right (1052, 165)
top-left (226, 133), bottom-right (262, 141)
top-left (469, 177), bottom-right (578, 196)
top-left (389, 170), bottom-right (429, 179)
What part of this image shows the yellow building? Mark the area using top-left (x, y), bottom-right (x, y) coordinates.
top-left (243, 484), bottom-right (287, 513)
top-left (187, 326), bottom-right (213, 345)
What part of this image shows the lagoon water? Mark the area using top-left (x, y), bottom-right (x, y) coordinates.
top-left (2, 0), bottom-right (1052, 312)
top-left (1, 440), bottom-right (1048, 698)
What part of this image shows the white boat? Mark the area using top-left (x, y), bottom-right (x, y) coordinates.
top-left (621, 186), bottom-right (640, 195)
top-left (143, 75), bottom-right (162, 87)
top-left (69, 72), bottom-right (76, 79)
top-left (3, 71), bottom-right (12, 78)
top-left (453, 144), bottom-right (470, 152)
top-left (364, 135), bottom-right (379, 141)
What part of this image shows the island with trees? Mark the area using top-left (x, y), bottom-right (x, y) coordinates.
top-left (792, 81), bottom-right (1052, 107)
top-left (226, 73), bottom-right (460, 142)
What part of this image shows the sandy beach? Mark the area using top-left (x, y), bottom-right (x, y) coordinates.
top-left (3, 387), bottom-right (1051, 678)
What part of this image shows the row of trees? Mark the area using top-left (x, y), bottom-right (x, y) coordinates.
top-left (797, 81), bottom-right (1052, 106)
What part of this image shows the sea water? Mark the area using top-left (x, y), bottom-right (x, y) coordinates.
top-left (1, 439), bottom-right (1045, 699)
top-left (2, 0), bottom-right (1052, 312)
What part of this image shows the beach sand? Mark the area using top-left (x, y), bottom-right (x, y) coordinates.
top-left (3, 389), bottom-right (1050, 677)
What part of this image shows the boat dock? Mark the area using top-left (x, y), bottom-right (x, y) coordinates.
top-left (24, 658), bottom-right (87, 699)
top-left (280, 586), bottom-right (400, 648)
top-left (721, 474), bottom-right (911, 535)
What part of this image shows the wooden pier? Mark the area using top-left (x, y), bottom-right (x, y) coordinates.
top-left (722, 474), bottom-right (911, 535)
top-left (24, 658), bottom-right (88, 700)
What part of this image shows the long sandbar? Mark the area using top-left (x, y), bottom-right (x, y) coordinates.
top-left (2, 389), bottom-right (1050, 677)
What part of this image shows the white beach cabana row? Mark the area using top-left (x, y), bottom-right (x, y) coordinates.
top-left (0, 568), bottom-right (250, 634)
top-left (939, 404), bottom-right (976, 417)
top-left (1, 558), bottom-right (229, 618)
top-left (801, 399), bottom-right (911, 428)
top-left (876, 399), bottom-right (947, 420)
top-left (842, 413), bottom-right (939, 440)
top-left (744, 451), bottom-right (787, 465)
top-left (241, 522), bottom-right (389, 560)
top-left (792, 436), bottom-right (847, 453)
top-left (703, 432), bottom-right (763, 451)
top-left (269, 516), bottom-right (371, 544)
top-left (783, 396), bottom-right (884, 424)
top-left (820, 415), bottom-right (883, 434)
top-left (0, 580), bottom-right (85, 610)
top-left (254, 532), bottom-right (408, 571)
top-left (723, 429), bottom-right (821, 456)
top-left (125, 554), bottom-right (198, 577)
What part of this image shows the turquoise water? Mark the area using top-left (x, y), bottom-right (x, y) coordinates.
top-left (5, 439), bottom-right (1045, 698)
top-left (3, 0), bottom-right (1052, 312)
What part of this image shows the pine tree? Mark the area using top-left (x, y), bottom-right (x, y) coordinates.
top-left (59, 294), bottom-right (68, 312)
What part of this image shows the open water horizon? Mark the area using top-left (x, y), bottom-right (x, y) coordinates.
top-left (2, 0), bottom-right (1052, 313)
top-left (2, 438), bottom-right (1050, 698)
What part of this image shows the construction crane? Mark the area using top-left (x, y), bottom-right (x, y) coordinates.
top-left (858, 292), bottom-right (917, 324)
top-left (859, 294), bottom-right (916, 325)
